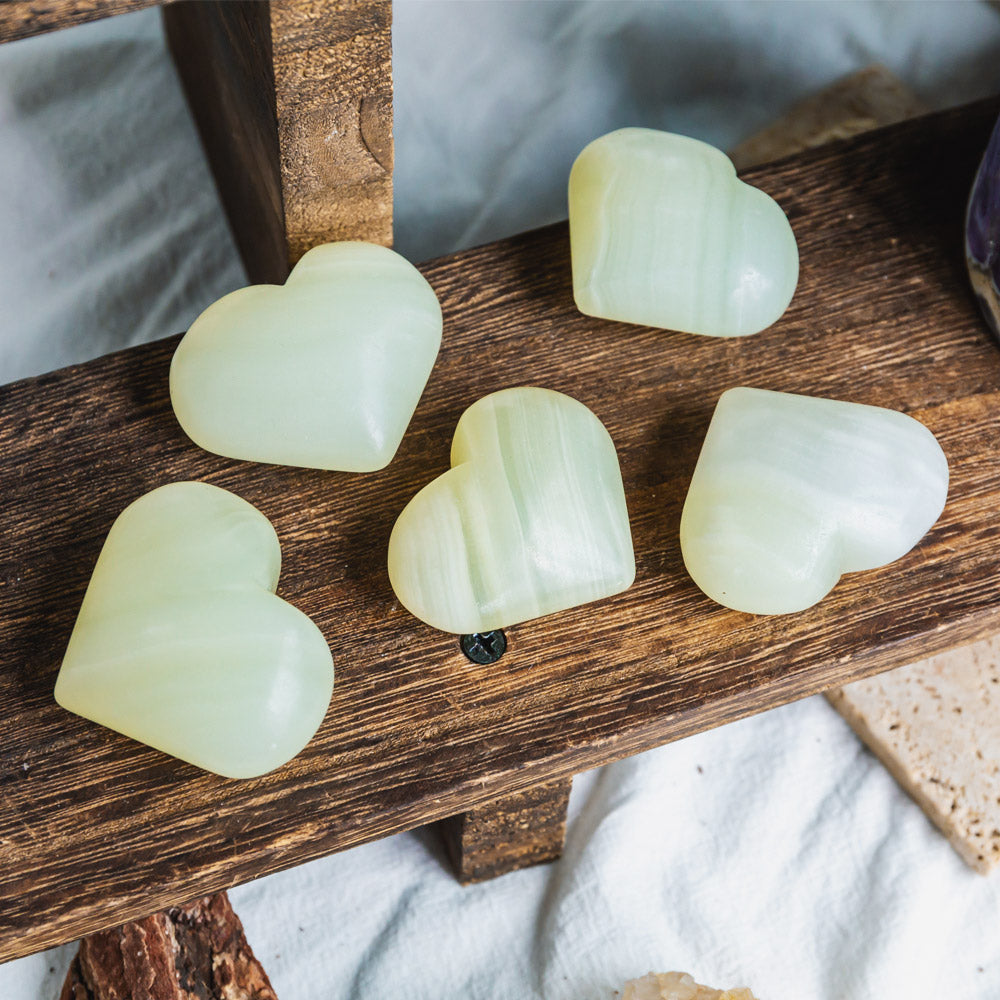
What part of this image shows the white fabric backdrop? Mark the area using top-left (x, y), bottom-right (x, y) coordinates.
top-left (2, 3), bottom-right (1000, 998)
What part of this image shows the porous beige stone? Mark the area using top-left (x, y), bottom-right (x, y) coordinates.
top-left (623, 971), bottom-right (757, 1000)
top-left (828, 638), bottom-right (1000, 874)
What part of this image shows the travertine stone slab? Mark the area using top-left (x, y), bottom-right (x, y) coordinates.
top-left (728, 65), bottom-right (927, 172)
top-left (829, 638), bottom-right (1000, 873)
top-left (624, 972), bottom-right (757, 1000)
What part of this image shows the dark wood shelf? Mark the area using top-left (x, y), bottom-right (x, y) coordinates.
top-left (2, 99), bottom-right (999, 963)
top-left (0, 0), bottom-right (172, 43)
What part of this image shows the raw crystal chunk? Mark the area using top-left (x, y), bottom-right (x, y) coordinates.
top-left (54, 482), bottom-right (334, 778)
top-left (387, 387), bottom-right (635, 633)
top-left (967, 112), bottom-right (1000, 340)
top-left (569, 128), bottom-right (798, 337)
top-left (170, 242), bottom-right (442, 472)
top-left (624, 971), bottom-right (758, 1000)
top-left (680, 388), bottom-right (948, 615)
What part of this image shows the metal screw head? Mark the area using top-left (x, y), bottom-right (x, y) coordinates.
top-left (460, 630), bottom-right (507, 664)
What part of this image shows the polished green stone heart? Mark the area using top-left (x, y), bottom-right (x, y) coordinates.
top-left (170, 242), bottom-right (442, 472)
top-left (55, 482), bottom-right (334, 778)
top-left (680, 388), bottom-right (949, 615)
top-left (388, 387), bottom-right (635, 634)
top-left (569, 128), bottom-right (799, 337)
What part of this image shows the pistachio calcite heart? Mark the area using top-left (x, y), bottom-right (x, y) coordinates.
top-left (170, 241), bottom-right (442, 472)
top-left (680, 388), bottom-right (949, 615)
top-left (569, 127), bottom-right (799, 337)
top-left (387, 387), bottom-right (635, 634)
top-left (54, 482), bottom-right (334, 778)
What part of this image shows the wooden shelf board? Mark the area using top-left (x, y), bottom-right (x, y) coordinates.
top-left (2, 99), bottom-right (999, 962)
top-left (0, 1), bottom-right (171, 43)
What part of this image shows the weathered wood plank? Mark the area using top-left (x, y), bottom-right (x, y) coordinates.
top-left (164, 0), bottom-right (393, 283)
top-left (0, 0), bottom-right (171, 43)
top-left (270, 0), bottom-right (393, 263)
top-left (1, 99), bottom-right (999, 962)
top-left (441, 779), bottom-right (573, 885)
top-left (162, 2), bottom-right (287, 286)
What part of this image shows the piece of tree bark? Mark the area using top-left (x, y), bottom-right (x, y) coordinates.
top-left (58, 892), bottom-right (276, 1000)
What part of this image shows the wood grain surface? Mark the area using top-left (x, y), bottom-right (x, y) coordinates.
top-left (0, 0), bottom-right (170, 43)
top-left (165, 0), bottom-right (393, 283)
top-left (441, 778), bottom-right (573, 885)
top-left (270, 0), bottom-right (393, 263)
top-left (1, 100), bottom-right (999, 963)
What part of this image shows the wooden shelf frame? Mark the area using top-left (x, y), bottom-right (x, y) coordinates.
top-left (1, 0), bottom-right (394, 285)
top-left (0, 1), bottom-right (172, 43)
top-left (2, 99), bottom-right (1000, 962)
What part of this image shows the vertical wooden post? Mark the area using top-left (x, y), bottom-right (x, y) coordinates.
top-left (269, 0), bottom-right (393, 262)
top-left (163, 0), bottom-right (393, 284)
top-left (440, 779), bottom-right (574, 884)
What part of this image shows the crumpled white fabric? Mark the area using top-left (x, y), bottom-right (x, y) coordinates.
top-left (2, 3), bottom-right (1000, 999)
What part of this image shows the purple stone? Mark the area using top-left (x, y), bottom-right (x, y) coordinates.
top-left (967, 113), bottom-right (1000, 339)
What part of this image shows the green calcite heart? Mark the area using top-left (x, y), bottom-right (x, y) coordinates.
top-left (387, 387), bottom-right (635, 634)
top-left (569, 127), bottom-right (799, 337)
top-left (680, 388), bottom-right (949, 615)
top-left (55, 482), bottom-right (334, 778)
top-left (170, 241), bottom-right (442, 472)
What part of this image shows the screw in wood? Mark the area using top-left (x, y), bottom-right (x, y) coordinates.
top-left (460, 630), bottom-right (507, 664)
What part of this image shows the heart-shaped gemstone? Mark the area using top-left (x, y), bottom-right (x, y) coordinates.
top-left (680, 388), bottom-right (949, 615)
top-left (170, 242), bottom-right (442, 472)
top-left (569, 128), bottom-right (799, 337)
top-left (387, 387), bottom-right (635, 634)
top-left (54, 482), bottom-right (334, 778)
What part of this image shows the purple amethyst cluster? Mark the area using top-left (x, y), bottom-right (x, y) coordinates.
top-left (967, 113), bottom-right (1000, 340)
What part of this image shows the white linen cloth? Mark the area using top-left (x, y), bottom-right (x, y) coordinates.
top-left (2, 3), bottom-right (1000, 998)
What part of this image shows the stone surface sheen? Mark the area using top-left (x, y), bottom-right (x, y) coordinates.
top-left (569, 127), bottom-right (798, 337)
top-left (966, 112), bottom-right (1000, 340)
top-left (680, 388), bottom-right (949, 615)
top-left (170, 242), bottom-right (442, 472)
top-left (387, 387), bottom-right (635, 634)
top-left (54, 482), bottom-right (334, 779)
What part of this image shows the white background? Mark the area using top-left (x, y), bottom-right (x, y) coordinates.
top-left (2, 3), bottom-right (1000, 998)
